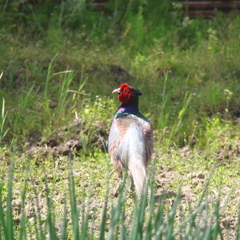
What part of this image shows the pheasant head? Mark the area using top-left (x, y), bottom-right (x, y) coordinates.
top-left (112, 83), bottom-right (142, 104)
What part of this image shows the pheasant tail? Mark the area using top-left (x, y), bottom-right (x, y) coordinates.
top-left (129, 162), bottom-right (150, 198)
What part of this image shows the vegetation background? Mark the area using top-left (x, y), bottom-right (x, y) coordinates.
top-left (0, 0), bottom-right (239, 239)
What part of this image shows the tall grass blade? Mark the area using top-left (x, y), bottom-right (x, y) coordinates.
top-left (45, 181), bottom-right (58, 240)
top-left (34, 188), bottom-right (46, 240)
top-left (158, 73), bottom-right (169, 131)
top-left (60, 196), bottom-right (68, 240)
top-left (0, 163), bottom-right (14, 239)
top-left (80, 201), bottom-right (90, 240)
top-left (32, 198), bottom-right (40, 240)
top-left (68, 158), bottom-right (80, 240)
top-left (132, 193), bottom-right (148, 240)
top-left (236, 206), bottom-right (240, 240)
top-left (18, 174), bottom-right (27, 240)
top-left (107, 172), bottom-right (127, 240)
top-left (0, 98), bottom-right (9, 143)
top-left (44, 54), bottom-right (58, 116)
top-left (143, 195), bottom-right (155, 240)
top-left (6, 163), bottom-right (14, 240)
top-left (211, 199), bottom-right (224, 240)
top-left (54, 70), bottom-right (75, 115)
top-left (99, 193), bottom-right (108, 240)
top-left (0, 184), bottom-right (7, 239)
top-left (120, 206), bottom-right (127, 240)
top-left (166, 191), bottom-right (181, 240)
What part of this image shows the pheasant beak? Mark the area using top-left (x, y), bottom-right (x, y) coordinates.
top-left (112, 88), bottom-right (121, 94)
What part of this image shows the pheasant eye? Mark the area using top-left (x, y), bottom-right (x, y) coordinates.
top-left (125, 89), bottom-right (130, 93)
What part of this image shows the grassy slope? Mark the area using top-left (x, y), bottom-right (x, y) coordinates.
top-left (0, 1), bottom-right (240, 239)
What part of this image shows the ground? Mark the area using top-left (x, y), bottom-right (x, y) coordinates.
top-left (1, 118), bottom-right (239, 239)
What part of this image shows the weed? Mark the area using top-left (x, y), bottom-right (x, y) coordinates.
top-left (0, 97), bottom-right (9, 144)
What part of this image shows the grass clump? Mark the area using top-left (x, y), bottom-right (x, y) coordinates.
top-left (0, 159), bottom-right (239, 239)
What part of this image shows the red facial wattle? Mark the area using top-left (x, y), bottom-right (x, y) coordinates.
top-left (118, 92), bottom-right (131, 103)
top-left (118, 83), bottom-right (133, 103)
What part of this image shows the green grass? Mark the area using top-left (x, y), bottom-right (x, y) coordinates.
top-left (0, 0), bottom-right (240, 238)
top-left (0, 152), bottom-right (239, 239)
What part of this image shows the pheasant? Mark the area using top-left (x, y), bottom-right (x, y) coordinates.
top-left (108, 83), bottom-right (153, 198)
